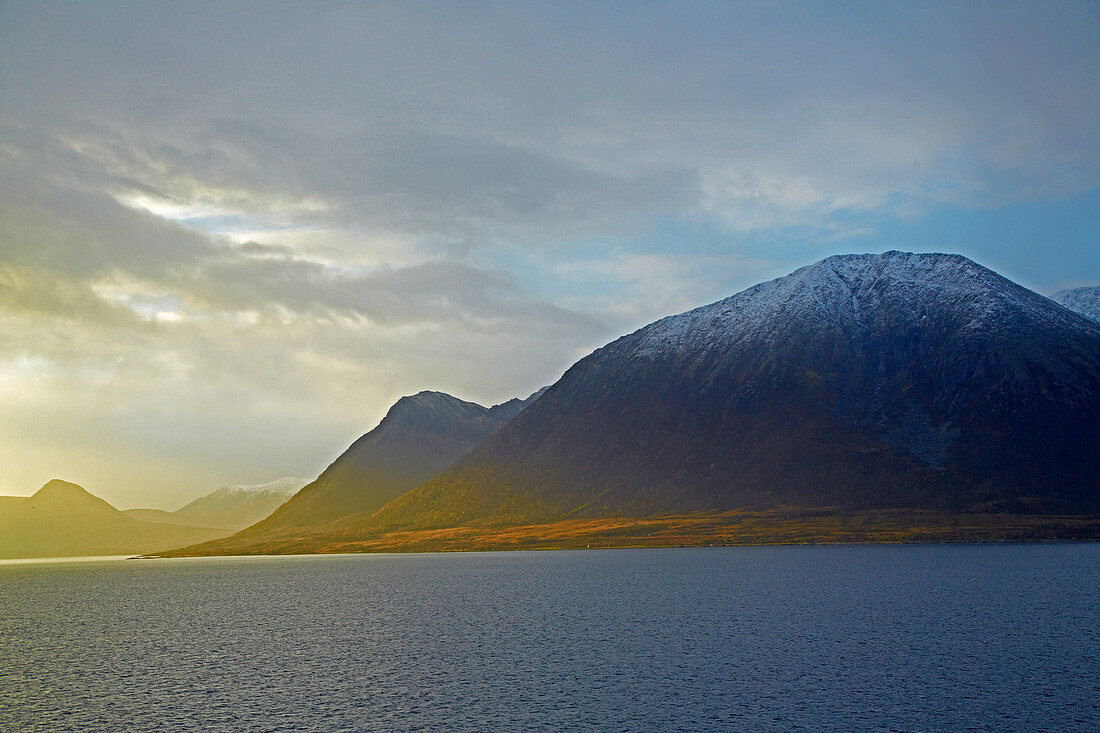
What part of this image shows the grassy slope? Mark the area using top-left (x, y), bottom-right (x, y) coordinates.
top-left (155, 507), bottom-right (1100, 557)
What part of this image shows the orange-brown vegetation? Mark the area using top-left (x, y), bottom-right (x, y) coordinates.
top-left (156, 507), bottom-right (1100, 557)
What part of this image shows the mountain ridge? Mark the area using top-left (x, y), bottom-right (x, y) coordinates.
top-left (362, 251), bottom-right (1100, 531)
top-left (161, 251), bottom-right (1100, 556)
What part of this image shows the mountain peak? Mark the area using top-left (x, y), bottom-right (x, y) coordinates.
top-left (806, 251), bottom-right (1000, 288)
top-left (391, 390), bottom-right (480, 412)
top-left (629, 250), bottom-right (1077, 359)
top-left (27, 479), bottom-right (126, 518)
top-left (33, 479), bottom-right (97, 502)
top-left (380, 391), bottom-right (490, 433)
top-left (817, 249), bottom-right (970, 268)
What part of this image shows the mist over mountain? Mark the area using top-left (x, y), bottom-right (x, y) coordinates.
top-left (0, 480), bottom-right (227, 559)
top-left (124, 478), bottom-right (307, 531)
top-left (363, 252), bottom-right (1100, 531)
top-left (1053, 286), bottom-right (1100, 322)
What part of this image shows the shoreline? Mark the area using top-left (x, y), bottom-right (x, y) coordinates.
top-left (152, 508), bottom-right (1100, 558)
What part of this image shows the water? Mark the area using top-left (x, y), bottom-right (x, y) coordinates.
top-left (1, 545), bottom-right (1097, 732)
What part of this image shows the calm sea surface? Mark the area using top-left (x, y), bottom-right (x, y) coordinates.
top-left (1, 545), bottom-right (1097, 732)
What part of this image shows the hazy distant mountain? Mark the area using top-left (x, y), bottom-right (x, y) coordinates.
top-left (125, 478), bottom-right (307, 531)
top-left (361, 252), bottom-right (1100, 531)
top-left (1053, 286), bottom-right (1100, 322)
top-left (169, 389), bottom-right (544, 553)
top-left (0, 480), bottom-right (228, 559)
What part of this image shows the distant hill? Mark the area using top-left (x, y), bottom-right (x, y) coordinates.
top-left (1053, 286), bottom-right (1100, 321)
top-left (165, 389), bottom-right (544, 554)
top-left (125, 478), bottom-right (306, 531)
top-left (0, 480), bottom-right (228, 559)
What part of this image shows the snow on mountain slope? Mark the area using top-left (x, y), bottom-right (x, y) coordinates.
top-left (1053, 286), bottom-right (1100, 322)
top-left (634, 252), bottom-right (1081, 357)
top-left (226, 477), bottom-right (309, 494)
top-left (127, 478), bottom-right (309, 531)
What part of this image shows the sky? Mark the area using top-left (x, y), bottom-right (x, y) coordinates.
top-left (0, 1), bottom-right (1097, 509)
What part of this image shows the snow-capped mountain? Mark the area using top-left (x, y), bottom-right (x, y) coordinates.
top-left (126, 478), bottom-right (306, 531)
top-left (635, 252), bottom-right (1082, 356)
top-left (368, 251), bottom-right (1100, 529)
top-left (1053, 286), bottom-right (1100, 322)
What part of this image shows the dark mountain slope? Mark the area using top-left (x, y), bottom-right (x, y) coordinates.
top-left (367, 252), bottom-right (1100, 531)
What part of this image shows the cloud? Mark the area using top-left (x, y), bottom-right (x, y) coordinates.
top-left (0, 144), bottom-right (609, 506)
top-left (5, 1), bottom-right (1096, 245)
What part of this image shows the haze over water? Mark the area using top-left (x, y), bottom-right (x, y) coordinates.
top-left (2, 545), bottom-right (1097, 732)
